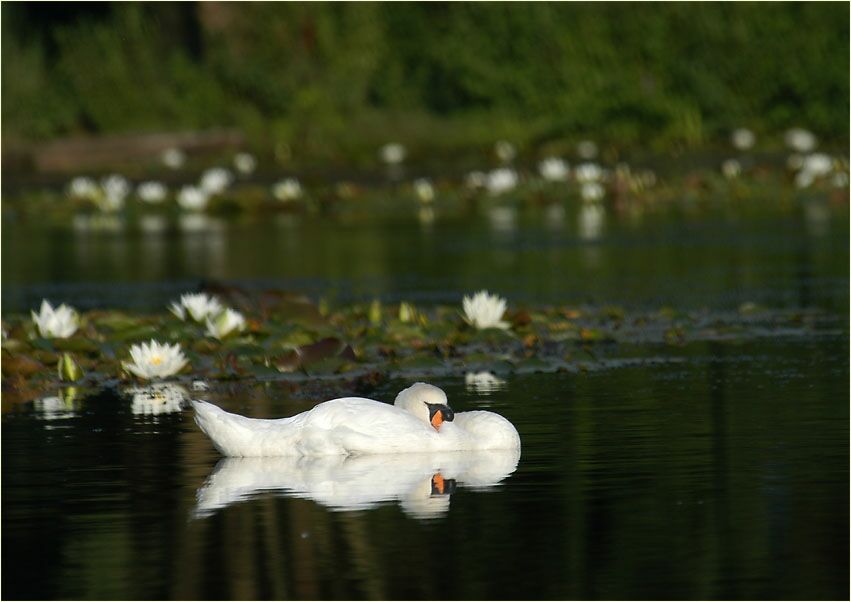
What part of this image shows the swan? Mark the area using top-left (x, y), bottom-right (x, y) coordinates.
top-left (193, 448), bottom-right (521, 519)
top-left (192, 382), bottom-right (521, 457)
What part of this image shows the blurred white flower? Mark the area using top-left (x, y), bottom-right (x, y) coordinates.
top-left (234, 152), bottom-right (257, 175)
top-left (721, 159), bottom-right (742, 179)
top-left (465, 371), bottom-right (507, 395)
top-left (731, 128), bottom-right (756, 150)
top-left (465, 171), bottom-right (487, 189)
top-left (137, 181), bottom-right (168, 203)
top-left (272, 178), bottom-right (303, 202)
top-left (832, 171), bottom-right (849, 188)
top-left (487, 205), bottom-right (517, 233)
top-left (177, 186), bottom-right (209, 212)
top-left (801, 153), bottom-right (833, 177)
top-left (486, 168), bottom-right (518, 195)
top-left (161, 147), bottom-right (186, 170)
top-left (575, 163), bottom-right (603, 183)
top-left (31, 300), bottom-right (79, 338)
top-left (795, 170), bottom-right (815, 189)
top-left (539, 157), bottom-right (570, 182)
top-left (170, 293), bottom-right (223, 322)
top-left (380, 143), bottom-right (406, 165)
top-left (576, 140), bottom-right (598, 159)
top-left (462, 290), bottom-right (510, 330)
top-left (495, 140), bottom-right (516, 163)
top-left (123, 340), bottom-right (188, 380)
top-left (580, 181), bottom-right (605, 202)
top-left (33, 394), bottom-right (77, 421)
top-left (67, 176), bottom-right (98, 200)
top-left (413, 178), bottom-right (435, 203)
top-left (98, 174), bottom-right (130, 212)
top-left (578, 203), bottom-right (605, 240)
top-left (205, 308), bottom-right (247, 340)
top-left (785, 128), bottom-right (817, 153)
top-left (126, 383), bottom-right (188, 416)
top-left (200, 167), bottom-right (233, 195)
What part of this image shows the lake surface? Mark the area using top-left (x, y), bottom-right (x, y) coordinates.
top-left (2, 198), bottom-right (849, 599)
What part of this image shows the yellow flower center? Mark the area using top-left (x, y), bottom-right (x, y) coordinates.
top-left (150, 355), bottom-right (163, 366)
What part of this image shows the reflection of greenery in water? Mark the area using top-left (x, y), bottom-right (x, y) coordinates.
top-left (1, 336), bottom-right (847, 599)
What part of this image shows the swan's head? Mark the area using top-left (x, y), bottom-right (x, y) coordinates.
top-left (394, 382), bottom-right (455, 432)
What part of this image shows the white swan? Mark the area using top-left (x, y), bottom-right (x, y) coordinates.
top-left (192, 382), bottom-right (520, 457)
top-left (193, 448), bottom-right (521, 519)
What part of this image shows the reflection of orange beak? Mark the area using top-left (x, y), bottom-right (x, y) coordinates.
top-left (431, 410), bottom-right (444, 431)
top-left (432, 473), bottom-right (446, 494)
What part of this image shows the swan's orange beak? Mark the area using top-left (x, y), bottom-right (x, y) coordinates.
top-left (431, 410), bottom-right (444, 431)
top-left (431, 472), bottom-right (457, 495)
top-left (426, 403), bottom-right (455, 432)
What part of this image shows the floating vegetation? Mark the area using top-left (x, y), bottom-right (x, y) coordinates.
top-left (1, 288), bottom-right (841, 406)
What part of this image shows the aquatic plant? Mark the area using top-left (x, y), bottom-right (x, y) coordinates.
top-left (462, 290), bottom-right (510, 330)
top-left (380, 143), bottom-right (406, 165)
top-left (31, 300), bottom-right (79, 339)
top-left (486, 168), bottom-right (518, 195)
top-left (200, 168), bottom-right (233, 195)
top-left (233, 152), bottom-right (257, 175)
top-left (169, 293), bottom-right (223, 323)
top-left (272, 178), bottom-right (303, 202)
top-left (161, 148), bottom-right (186, 170)
top-left (177, 186), bottom-right (209, 212)
top-left (137, 181), bottom-right (168, 203)
top-left (539, 157), bottom-right (569, 182)
top-left (413, 178), bottom-right (435, 203)
top-left (205, 308), bottom-right (247, 340)
top-left (123, 340), bottom-right (189, 380)
top-left (731, 128), bottom-right (756, 150)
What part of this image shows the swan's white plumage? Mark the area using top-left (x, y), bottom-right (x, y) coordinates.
top-left (192, 382), bottom-right (520, 457)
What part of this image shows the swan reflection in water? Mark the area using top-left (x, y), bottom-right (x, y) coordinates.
top-left (193, 448), bottom-right (520, 520)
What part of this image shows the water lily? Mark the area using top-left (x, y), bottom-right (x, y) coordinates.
top-left (126, 383), bottom-right (188, 416)
top-left (272, 178), bottom-right (303, 202)
top-left (462, 290), bottom-right (510, 330)
top-left (486, 168), bottom-right (518, 195)
top-left (380, 143), bottom-right (406, 165)
top-left (581, 181), bottom-right (605, 202)
top-left (731, 128), bottom-right (756, 150)
top-left (233, 152), bottom-right (257, 175)
top-left (576, 140), bottom-right (598, 160)
top-left (495, 140), bottom-right (516, 163)
top-left (539, 157), bottom-right (569, 182)
top-left (785, 128), bottom-right (817, 153)
top-left (465, 371), bottom-right (507, 395)
top-left (575, 163), bottom-right (603, 183)
top-left (177, 186), bottom-right (209, 212)
top-left (67, 176), bottom-right (99, 200)
top-left (169, 293), bottom-right (223, 322)
top-left (31, 300), bottom-right (79, 338)
top-left (99, 174), bottom-right (130, 212)
top-left (123, 339), bottom-right (188, 380)
top-left (721, 159), bottom-right (742, 179)
top-left (137, 181), bottom-right (168, 203)
top-left (413, 178), bottom-right (435, 203)
top-left (205, 308), bottom-right (247, 340)
top-left (200, 167), bottom-right (233, 195)
top-left (161, 147), bottom-right (186, 170)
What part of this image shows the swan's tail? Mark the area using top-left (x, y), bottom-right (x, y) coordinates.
top-left (192, 399), bottom-right (277, 457)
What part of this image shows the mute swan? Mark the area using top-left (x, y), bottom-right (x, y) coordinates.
top-left (193, 448), bottom-right (521, 519)
top-left (192, 382), bottom-right (521, 457)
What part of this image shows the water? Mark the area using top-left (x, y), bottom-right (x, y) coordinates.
top-left (2, 199), bottom-right (849, 599)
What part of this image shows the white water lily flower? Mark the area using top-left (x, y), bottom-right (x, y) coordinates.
top-left (171, 293), bottom-right (223, 322)
top-left (801, 153), bottom-right (833, 177)
top-left (486, 168), bottom-right (518, 195)
top-left (465, 371), bottom-right (507, 395)
top-left (581, 181), bottom-right (605, 202)
top-left (577, 140), bottom-right (598, 159)
top-left (380, 143), bottom-right (406, 165)
top-left (99, 174), bottom-right (130, 212)
top-left (177, 186), bottom-right (209, 212)
top-left (575, 162), bottom-right (603, 183)
top-left (539, 157), bottom-right (569, 182)
top-left (161, 147), bottom-right (186, 170)
top-left (200, 167), bottom-right (233, 195)
top-left (126, 383), bottom-right (188, 416)
top-left (495, 140), bottom-right (516, 163)
top-left (137, 181), bottom-right (168, 203)
top-left (68, 176), bottom-right (99, 200)
top-left (731, 128), bottom-right (756, 150)
top-left (721, 159), bottom-right (741, 179)
top-left (462, 290), bottom-right (510, 330)
top-left (413, 178), bottom-right (435, 203)
top-left (234, 152), bottom-right (257, 175)
top-left (785, 128), bottom-right (817, 153)
top-left (205, 308), bottom-right (247, 340)
top-left (272, 178), bottom-right (303, 202)
top-left (123, 339), bottom-right (188, 380)
top-left (31, 300), bottom-right (79, 338)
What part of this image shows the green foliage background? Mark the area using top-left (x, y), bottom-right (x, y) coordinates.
top-left (2, 2), bottom-right (848, 157)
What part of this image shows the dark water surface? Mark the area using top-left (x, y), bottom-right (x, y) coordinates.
top-left (2, 200), bottom-right (849, 599)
